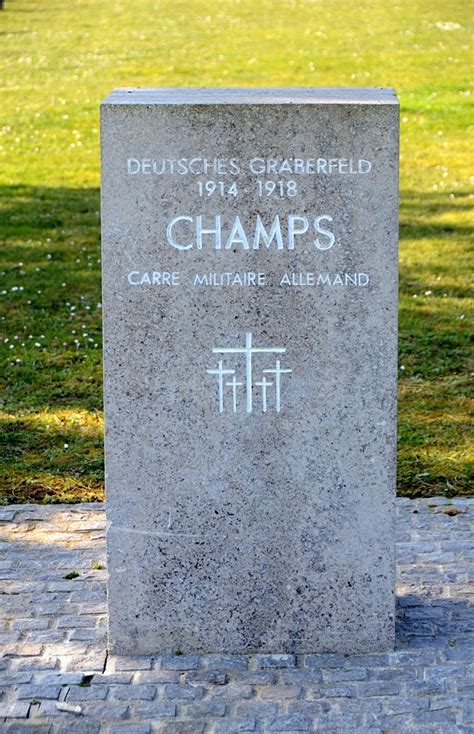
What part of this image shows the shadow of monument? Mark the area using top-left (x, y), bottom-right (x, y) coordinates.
top-left (395, 593), bottom-right (473, 651)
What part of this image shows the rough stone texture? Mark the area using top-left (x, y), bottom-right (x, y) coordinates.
top-left (101, 87), bottom-right (399, 655)
top-left (0, 500), bottom-right (472, 732)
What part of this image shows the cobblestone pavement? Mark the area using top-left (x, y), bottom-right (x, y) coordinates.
top-left (0, 498), bottom-right (472, 733)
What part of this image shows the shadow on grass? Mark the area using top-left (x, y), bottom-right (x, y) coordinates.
top-left (400, 189), bottom-right (472, 240)
top-left (0, 184), bottom-right (100, 240)
top-left (1, 185), bottom-right (102, 414)
top-left (1, 185), bottom-right (472, 499)
top-left (0, 411), bottom-right (104, 504)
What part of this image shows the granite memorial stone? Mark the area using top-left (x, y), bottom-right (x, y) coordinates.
top-left (100, 88), bottom-right (399, 655)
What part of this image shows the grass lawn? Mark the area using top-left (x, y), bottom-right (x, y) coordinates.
top-left (0, 0), bottom-right (472, 503)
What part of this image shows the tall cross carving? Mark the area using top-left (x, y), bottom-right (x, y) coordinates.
top-left (213, 332), bottom-right (285, 413)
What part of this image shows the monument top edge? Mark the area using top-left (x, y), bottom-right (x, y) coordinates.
top-left (101, 87), bottom-right (399, 107)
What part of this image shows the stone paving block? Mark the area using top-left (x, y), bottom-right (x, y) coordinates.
top-left (287, 700), bottom-right (333, 715)
top-left (0, 702), bottom-right (31, 718)
top-left (11, 620), bottom-right (50, 632)
top-left (234, 701), bottom-right (280, 717)
top-left (24, 633), bottom-right (65, 645)
top-left (111, 684), bottom-right (156, 700)
top-left (213, 717), bottom-right (256, 732)
top-left (135, 671), bottom-right (180, 684)
top-left (423, 663), bottom-right (466, 680)
top-left (443, 645), bottom-right (474, 662)
top-left (54, 723), bottom-right (100, 734)
top-left (57, 616), bottom-right (98, 629)
top-left (69, 629), bottom-right (101, 642)
top-left (313, 683), bottom-right (358, 698)
top-left (129, 702), bottom-right (176, 718)
top-left (164, 683), bottom-right (204, 701)
top-left (403, 606), bottom-right (446, 621)
top-left (31, 603), bottom-right (72, 617)
top-left (69, 591), bottom-right (106, 604)
top-left (112, 656), bottom-right (152, 672)
top-left (47, 582), bottom-right (85, 594)
top-left (156, 723), bottom-right (205, 734)
top-left (259, 684), bottom-right (301, 699)
top-left (463, 699), bottom-right (474, 723)
top-left (207, 683), bottom-right (252, 700)
top-left (46, 643), bottom-right (89, 658)
top-left (184, 670), bottom-right (227, 685)
top-left (367, 666), bottom-right (415, 681)
top-left (201, 655), bottom-right (248, 671)
top-left (265, 714), bottom-right (311, 731)
top-left (76, 701), bottom-right (129, 720)
top-left (377, 695), bottom-right (430, 714)
top-left (0, 631), bottom-right (21, 643)
top-left (357, 680), bottom-right (401, 696)
top-left (336, 699), bottom-right (384, 715)
top-left (411, 707), bottom-right (459, 725)
top-left (457, 677), bottom-right (474, 692)
top-left (279, 669), bottom-right (323, 685)
top-left (66, 685), bottom-right (108, 701)
top-left (39, 673), bottom-right (85, 686)
top-left (159, 655), bottom-right (200, 671)
top-left (178, 701), bottom-right (226, 717)
top-left (13, 658), bottom-right (59, 672)
top-left (16, 684), bottom-right (62, 700)
top-left (322, 667), bottom-right (368, 682)
top-left (5, 725), bottom-right (52, 733)
top-left (91, 673), bottom-right (133, 685)
top-left (82, 609), bottom-right (108, 621)
top-left (404, 635), bottom-right (441, 648)
top-left (6, 645), bottom-right (43, 658)
top-left (405, 679), bottom-right (447, 694)
top-left (315, 713), bottom-right (364, 728)
top-left (61, 649), bottom-right (107, 673)
top-left (0, 509), bottom-right (17, 521)
top-left (371, 712), bottom-right (411, 728)
top-left (254, 654), bottom-right (296, 669)
top-left (304, 654), bottom-right (348, 669)
top-left (0, 673), bottom-right (34, 685)
top-left (228, 671), bottom-right (274, 685)
top-left (428, 695), bottom-right (464, 711)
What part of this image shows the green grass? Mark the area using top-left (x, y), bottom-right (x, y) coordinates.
top-left (0, 0), bottom-right (472, 502)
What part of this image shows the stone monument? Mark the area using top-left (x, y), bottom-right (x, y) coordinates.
top-left (100, 88), bottom-right (399, 655)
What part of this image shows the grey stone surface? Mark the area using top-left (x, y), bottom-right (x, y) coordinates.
top-left (0, 500), bottom-right (473, 731)
top-left (101, 87), bottom-right (400, 656)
